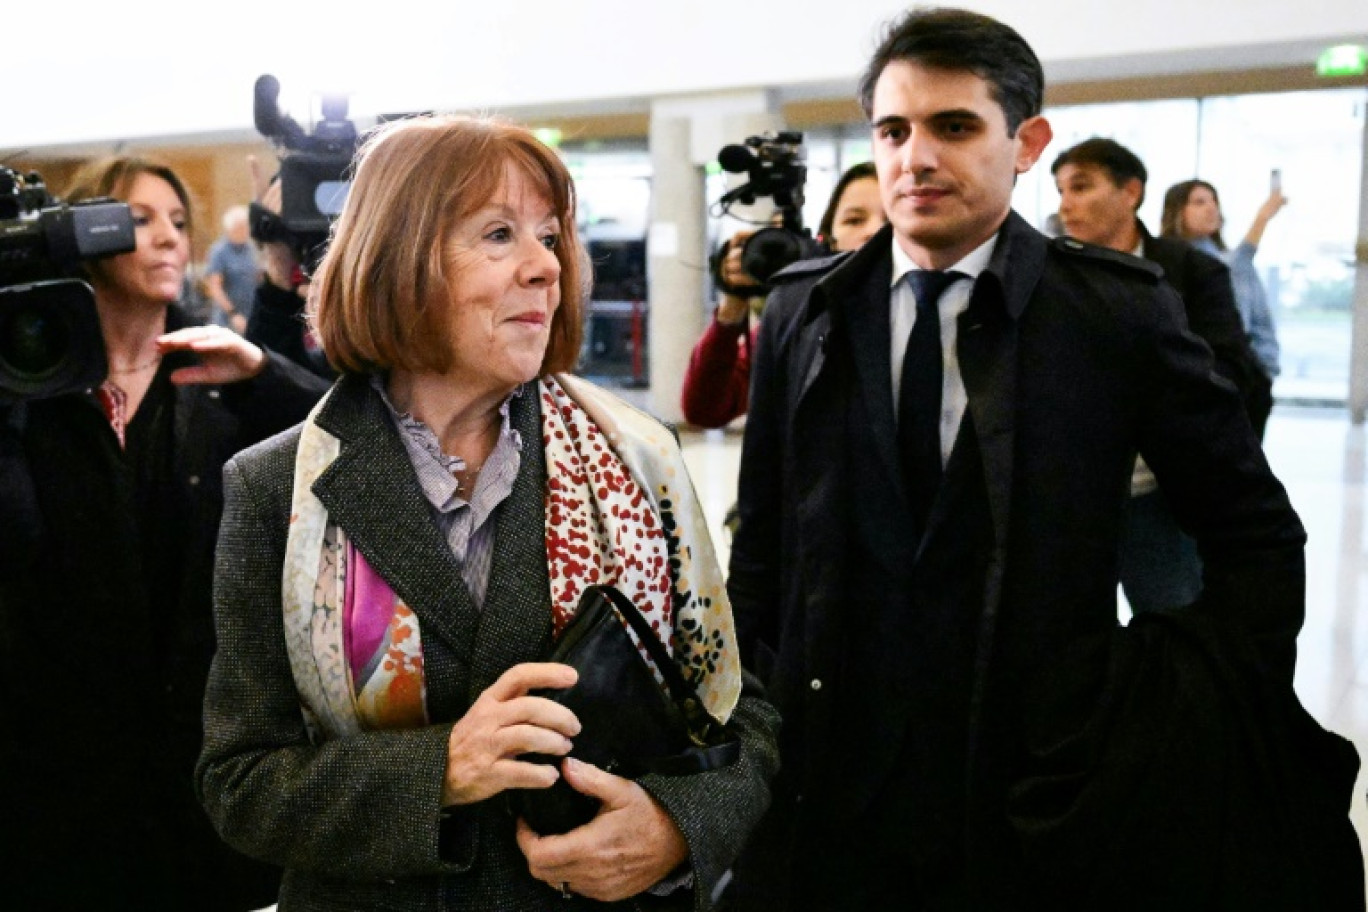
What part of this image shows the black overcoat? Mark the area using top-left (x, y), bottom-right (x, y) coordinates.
top-left (727, 215), bottom-right (1361, 909)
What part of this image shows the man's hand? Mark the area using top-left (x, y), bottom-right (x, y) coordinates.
top-left (516, 758), bottom-right (689, 902)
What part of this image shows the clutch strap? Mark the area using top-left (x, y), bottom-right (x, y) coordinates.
top-left (587, 584), bottom-right (742, 775)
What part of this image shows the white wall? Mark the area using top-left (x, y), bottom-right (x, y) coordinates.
top-left (3, 0), bottom-right (1365, 150)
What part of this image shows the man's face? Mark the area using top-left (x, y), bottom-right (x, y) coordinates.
top-left (1053, 162), bottom-right (1142, 252)
top-left (871, 60), bottom-right (1051, 270)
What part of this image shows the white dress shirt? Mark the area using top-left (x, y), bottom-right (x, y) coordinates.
top-left (889, 234), bottom-right (998, 468)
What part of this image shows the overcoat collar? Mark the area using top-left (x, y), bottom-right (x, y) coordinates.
top-left (794, 213), bottom-right (1045, 543)
top-left (306, 373), bottom-right (553, 673)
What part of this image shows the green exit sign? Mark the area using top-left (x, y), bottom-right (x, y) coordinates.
top-left (1316, 45), bottom-right (1368, 78)
top-left (533, 127), bottom-right (564, 148)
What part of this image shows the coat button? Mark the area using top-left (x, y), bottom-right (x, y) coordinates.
top-left (809, 678), bottom-right (822, 691)
top-left (188, 475), bottom-right (200, 486)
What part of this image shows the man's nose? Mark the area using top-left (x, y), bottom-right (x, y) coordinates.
top-left (899, 127), bottom-right (937, 174)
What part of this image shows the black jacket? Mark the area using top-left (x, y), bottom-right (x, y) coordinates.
top-left (1140, 224), bottom-right (1271, 422)
top-left (0, 309), bottom-right (328, 910)
top-left (727, 216), bottom-right (1360, 909)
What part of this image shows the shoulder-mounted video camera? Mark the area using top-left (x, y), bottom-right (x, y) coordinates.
top-left (711, 130), bottom-right (822, 295)
top-left (0, 167), bottom-right (135, 403)
top-left (250, 74), bottom-right (358, 274)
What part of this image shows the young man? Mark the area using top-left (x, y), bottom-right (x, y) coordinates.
top-left (1052, 136), bottom-right (1269, 615)
top-left (726, 8), bottom-right (1360, 910)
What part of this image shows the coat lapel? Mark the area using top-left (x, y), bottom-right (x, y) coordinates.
top-left (809, 230), bottom-right (904, 501)
top-left (309, 375), bottom-right (479, 664)
top-left (465, 386), bottom-right (553, 697)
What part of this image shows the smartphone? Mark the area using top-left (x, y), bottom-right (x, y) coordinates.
top-left (1270, 168), bottom-right (1282, 194)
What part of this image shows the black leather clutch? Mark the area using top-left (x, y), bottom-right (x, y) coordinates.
top-left (510, 584), bottom-right (740, 835)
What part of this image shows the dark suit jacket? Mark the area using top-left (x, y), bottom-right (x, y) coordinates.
top-left (197, 374), bottom-right (780, 911)
top-left (727, 216), bottom-right (1360, 909)
top-left (1140, 224), bottom-right (1270, 419)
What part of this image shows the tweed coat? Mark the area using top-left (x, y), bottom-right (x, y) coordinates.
top-left (726, 215), bottom-right (1360, 908)
top-left (197, 373), bottom-right (780, 911)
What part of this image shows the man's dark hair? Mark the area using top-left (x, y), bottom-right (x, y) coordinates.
top-left (1051, 137), bottom-right (1149, 207)
top-left (857, 7), bottom-right (1044, 136)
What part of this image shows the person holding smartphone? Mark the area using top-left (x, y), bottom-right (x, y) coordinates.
top-left (1161, 176), bottom-right (1286, 439)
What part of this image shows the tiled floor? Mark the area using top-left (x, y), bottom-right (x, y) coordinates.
top-left (677, 403), bottom-right (1368, 870)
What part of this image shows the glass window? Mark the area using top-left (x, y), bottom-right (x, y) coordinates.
top-left (1195, 89), bottom-right (1364, 402)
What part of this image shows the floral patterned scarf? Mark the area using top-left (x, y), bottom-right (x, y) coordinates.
top-left (281, 374), bottom-right (740, 742)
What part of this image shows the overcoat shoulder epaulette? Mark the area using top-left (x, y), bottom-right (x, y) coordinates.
top-left (1050, 235), bottom-right (1163, 281)
top-left (770, 250), bottom-right (852, 285)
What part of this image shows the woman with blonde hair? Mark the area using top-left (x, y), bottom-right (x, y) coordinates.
top-left (0, 155), bottom-right (325, 909)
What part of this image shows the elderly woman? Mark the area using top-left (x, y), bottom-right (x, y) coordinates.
top-left (196, 115), bottom-right (779, 910)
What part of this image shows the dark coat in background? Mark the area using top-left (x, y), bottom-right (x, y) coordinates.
top-left (0, 307), bottom-right (328, 910)
top-left (197, 374), bottom-right (781, 911)
top-left (1140, 225), bottom-right (1274, 431)
top-left (726, 216), bottom-right (1361, 910)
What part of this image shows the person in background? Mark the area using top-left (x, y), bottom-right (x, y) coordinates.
top-left (680, 161), bottom-right (886, 428)
top-left (0, 156), bottom-right (327, 909)
top-left (242, 154), bottom-right (338, 380)
top-left (1051, 136), bottom-right (1265, 615)
top-left (205, 203), bottom-right (261, 333)
top-left (197, 114), bottom-right (779, 910)
top-left (1162, 178), bottom-right (1285, 439)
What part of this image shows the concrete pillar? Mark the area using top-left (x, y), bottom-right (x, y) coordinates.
top-left (645, 91), bottom-right (781, 424)
top-left (1349, 101), bottom-right (1368, 425)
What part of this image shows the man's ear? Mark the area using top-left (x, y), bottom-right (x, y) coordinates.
top-left (1122, 177), bottom-right (1145, 212)
top-left (1014, 116), bottom-right (1054, 174)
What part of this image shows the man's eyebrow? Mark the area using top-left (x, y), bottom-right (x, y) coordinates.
top-left (872, 109), bottom-right (987, 129)
top-left (927, 108), bottom-right (986, 122)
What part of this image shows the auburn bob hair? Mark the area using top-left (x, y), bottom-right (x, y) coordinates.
top-left (311, 114), bottom-right (585, 375)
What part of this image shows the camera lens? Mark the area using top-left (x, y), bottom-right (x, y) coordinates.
top-left (741, 228), bottom-right (809, 284)
top-left (0, 304), bottom-right (70, 380)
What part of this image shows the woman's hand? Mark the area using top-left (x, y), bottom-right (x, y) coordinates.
top-left (516, 757), bottom-right (690, 902)
top-left (158, 325), bottom-right (267, 385)
top-left (443, 663), bottom-right (581, 806)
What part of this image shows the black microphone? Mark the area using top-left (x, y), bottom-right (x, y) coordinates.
top-left (717, 144), bottom-right (755, 175)
top-left (253, 74), bottom-right (283, 138)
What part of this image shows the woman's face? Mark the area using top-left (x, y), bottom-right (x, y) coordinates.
top-left (439, 166), bottom-right (562, 392)
top-left (828, 176), bottom-right (886, 252)
top-left (98, 173), bottom-right (190, 305)
top-left (1182, 186), bottom-right (1222, 239)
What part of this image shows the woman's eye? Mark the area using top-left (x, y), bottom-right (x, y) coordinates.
top-left (486, 227), bottom-right (512, 243)
top-left (540, 233), bottom-right (559, 250)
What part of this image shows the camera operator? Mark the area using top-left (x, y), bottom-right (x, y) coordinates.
top-left (681, 161), bottom-right (885, 428)
top-left (0, 156), bottom-right (328, 909)
top-left (242, 153), bottom-right (337, 379)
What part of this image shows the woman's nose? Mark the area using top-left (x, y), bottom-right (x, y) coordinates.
top-left (522, 239), bottom-right (561, 286)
